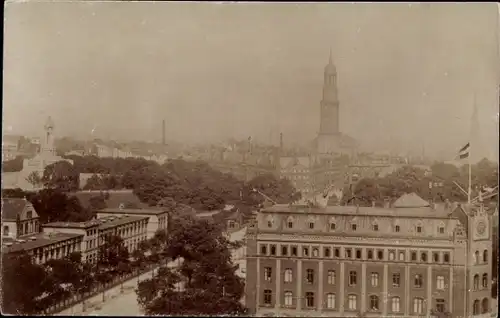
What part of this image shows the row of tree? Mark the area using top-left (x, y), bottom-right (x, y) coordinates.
top-left (2, 234), bottom-right (130, 315)
top-left (2, 214), bottom-right (247, 316)
top-left (343, 159), bottom-right (498, 207)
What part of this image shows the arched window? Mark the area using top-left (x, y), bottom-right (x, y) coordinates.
top-left (414, 274), bottom-right (423, 288)
top-left (483, 249), bottom-right (488, 263)
top-left (330, 222), bottom-right (336, 230)
top-left (369, 295), bottom-right (379, 311)
top-left (481, 298), bottom-right (489, 314)
top-left (286, 217), bottom-right (294, 229)
top-left (284, 291), bottom-right (293, 306)
top-left (473, 274), bottom-right (480, 290)
top-left (284, 269), bottom-right (293, 283)
top-left (420, 252), bottom-right (427, 262)
top-left (370, 273), bottom-right (379, 287)
top-left (348, 294), bottom-right (357, 310)
top-left (349, 271), bottom-right (357, 286)
top-left (474, 251), bottom-right (480, 264)
top-left (482, 273), bottom-right (488, 288)
top-left (413, 298), bottom-right (424, 314)
top-left (391, 297), bottom-right (401, 313)
top-left (473, 299), bottom-right (480, 315)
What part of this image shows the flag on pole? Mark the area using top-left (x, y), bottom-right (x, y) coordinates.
top-left (457, 142), bottom-right (470, 160)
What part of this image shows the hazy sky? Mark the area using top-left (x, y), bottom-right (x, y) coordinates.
top-left (3, 2), bottom-right (499, 160)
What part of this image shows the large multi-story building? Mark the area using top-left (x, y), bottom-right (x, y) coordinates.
top-left (42, 215), bottom-right (149, 263)
top-left (245, 193), bottom-right (493, 317)
top-left (2, 232), bottom-right (84, 266)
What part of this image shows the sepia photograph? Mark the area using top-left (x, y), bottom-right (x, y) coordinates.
top-left (1, 1), bottom-right (499, 317)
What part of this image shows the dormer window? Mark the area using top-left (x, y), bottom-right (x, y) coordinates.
top-left (266, 216), bottom-right (274, 228)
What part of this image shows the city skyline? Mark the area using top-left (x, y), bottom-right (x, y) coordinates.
top-left (3, 2), bottom-right (499, 161)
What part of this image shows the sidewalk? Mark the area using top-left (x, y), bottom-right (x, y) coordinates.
top-left (57, 261), bottom-right (179, 316)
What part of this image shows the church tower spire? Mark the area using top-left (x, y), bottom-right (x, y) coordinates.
top-left (319, 51), bottom-right (340, 135)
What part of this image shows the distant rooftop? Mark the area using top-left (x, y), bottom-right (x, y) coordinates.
top-left (2, 232), bottom-right (83, 254)
top-left (2, 198), bottom-right (32, 221)
top-left (97, 207), bottom-right (167, 215)
top-left (72, 189), bottom-right (149, 210)
top-left (262, 193), bottom-right (453, 219)
top-left (43, 215), bottom-right (149, 231)
top-left (392, 192), bottom-right (431, 208)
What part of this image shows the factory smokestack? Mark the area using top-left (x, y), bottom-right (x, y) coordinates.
top-left (280, 132), bottom-right (283, 151)
top-left (162, 120), bottom-right (166, 145)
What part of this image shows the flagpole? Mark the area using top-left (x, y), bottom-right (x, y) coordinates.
top-left (468, 158), bottom-right (472, 204)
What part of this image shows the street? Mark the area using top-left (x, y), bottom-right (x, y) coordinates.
top-left (57, 228), bottom-right (246, 316)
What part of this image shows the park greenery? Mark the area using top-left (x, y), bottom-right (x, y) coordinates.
top-left (341, 159), bottom-right (498, 206)
top-left (3, 155), bottom-right (301, 223)
top-left (135, 215), bottom-right (247, 316)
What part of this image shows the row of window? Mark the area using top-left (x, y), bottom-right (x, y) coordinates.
top-left (268, 217), bottom-right (446, 235)
top-left (262, 290), bottom-right (446, 314)
top-left (473, 298), bottom-right (490, 315)
top-left (473, 274), bottom-right (490, 290)
top-left (264, 267), bottom-right (449, 289)
top-left (260, 244), bottom-right (451, 264)
top-left (473, 250), bottom-right (489, 265)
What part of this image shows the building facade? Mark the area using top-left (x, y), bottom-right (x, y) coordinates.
top-left (245, 193), bottom-right (493, 317)
top-left (2, 232), bottom-right (84, 266)
top-left (43, 215), bottom-right (149, 263)
top-left (96, 207), bottom-right (168, 239)
top-left (1, 198), bottom-right (41, 239)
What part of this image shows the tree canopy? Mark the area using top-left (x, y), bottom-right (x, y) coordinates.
top-left (136, 216), bottom-right (247, 316)
top-left (344, 159), bottom-right (498, 206)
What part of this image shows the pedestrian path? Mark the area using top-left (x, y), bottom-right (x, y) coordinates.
top-left (57, 261), bottom-right (179, 316)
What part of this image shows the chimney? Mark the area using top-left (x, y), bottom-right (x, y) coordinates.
top-left (162, 119), bottom-right (166, 145)
top-left (280, 133), bottom-right (283, 151)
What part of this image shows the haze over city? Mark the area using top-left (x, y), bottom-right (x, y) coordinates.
top-left (3, 2), bottom-right (499, 161)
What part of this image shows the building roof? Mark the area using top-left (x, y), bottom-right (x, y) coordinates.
top-left (72, 190), bottom-right (148, 209)
top-left (262, 199), bottom-right (453, 219)
top-left (392, 193), bottom-right (430, 208)
top-left (1, 198), bottom-right (29, 221)
top-left (98, 215), bottom-right (149, 231)
top-left (43, 219), bottom-right (102, 229)
top-left (97, 207), bottom-right (167, 215)
top-left (2, 232), bottom-right (83, 254)
top-left (43, 215), bottom-right (149, 231)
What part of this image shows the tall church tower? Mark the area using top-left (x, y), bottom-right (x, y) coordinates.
top-left (319, 50), bottom-right (340, 135)
top-left (42, 116), bottom-right (56, 155)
